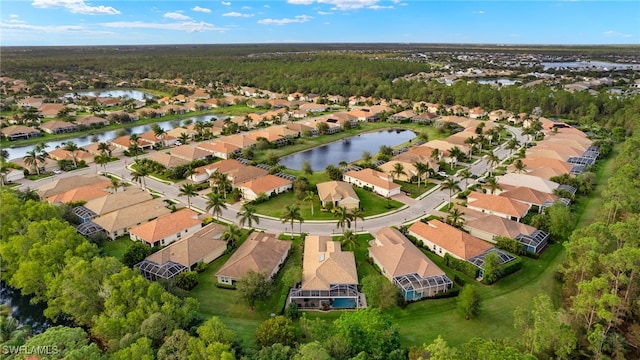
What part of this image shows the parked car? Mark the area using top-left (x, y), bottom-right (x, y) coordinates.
top-left (52, 169), bottom-right (62, 175)
top-left (477, 177), bottom-right (487, 184)
top-left (437, 171), bottom-right (449, 177)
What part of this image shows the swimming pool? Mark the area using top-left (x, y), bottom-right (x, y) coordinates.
top-left (332, 298), bottom-right (357, 308)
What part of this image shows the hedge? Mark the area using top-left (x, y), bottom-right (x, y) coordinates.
top-left (443, 253), bottom-right (479, 278)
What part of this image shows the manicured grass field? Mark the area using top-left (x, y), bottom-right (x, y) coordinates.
top-left (101, 236), bottom-right (133, 261)
top-left (398, 180), bottom-right (437, 198)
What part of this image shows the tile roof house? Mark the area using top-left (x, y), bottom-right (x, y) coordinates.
top-left (110, 135), bottom-right (154, 151)
top-left (467, 191), bottom-right (531, 222)
top-left (408, 220), bottom-right (493, 261)
top-left (170, 145), bottom-right (211, 161)
top-left (378, 160), bottom-right (418, 183)
top-left (498, 186), bottom-right (557, 211)
top-left (497, 173), bottom-right (559, 194)
top-left (129, 208), bottom-right (202, 247)
top-left (288, 235), bottom-right (362, 310)
top-left (369, 227), bottom-right (452, 300)
top-left (197, 141), bottom-right (241, 160)
top-left (75, 115), bottom-right (109, 128)
top-left (225, 166), bottom-right (269, 187)
top-left (17, 96), bottom-right (44, 108)
top-left (189, 159), bottom-right (245, 184)
top-left (92, 198), bottom-right (172, 240)
top-left (216, 232), bottom-right (291, 285)
top-left (316, 181), bottom-right (360, 210)
top-left (146, 152), bottom-right (190, 169)
top-left (45, 181), bottom-right (112, 204)
top-left (37, 103), bottom-right (66, 118)
top-left (37, 174), bottom-right (110, 199)
top-left (512, 157), bottom-right (574, 176)
top-left (1, 125), bottom-right (41, 141)
top-left (237, 174), bottom-right (293, 201)
top-left (219, 134), bottom-right (257, 149)
top-left (48, 148), bottom-right (94, 165)
top-left (81, 187), bottom-right (153, 219)
top-left (343, 168), bottom-right (401, 198)
top-left (40, 120), bottom-right (77, 134)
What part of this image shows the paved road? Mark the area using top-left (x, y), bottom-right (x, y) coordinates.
top-left (22, 126), bottom-right (526, 236)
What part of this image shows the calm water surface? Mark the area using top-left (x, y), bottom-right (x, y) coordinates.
top-left (280, 129), bottom-right (416, 171)
top-left (64, 90), bottom-right (153, 101)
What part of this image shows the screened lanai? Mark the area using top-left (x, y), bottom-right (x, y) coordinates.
top-left (516, 230), bottom-right (549, 254)
top-left (467, 248), bottom-right (516, 269)
top-left (135, 260), bottom-right (188, 280)
top-left (393, 273), bottom-right (453, 301)
top-left (76, 221), bottom-right (104, 236)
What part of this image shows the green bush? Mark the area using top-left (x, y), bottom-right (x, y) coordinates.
top-left (285, 302), bottom-right (301, 320)
top-left (215, 283), bottom-right (237, 290)
top-left (443, 253), bottom-right (479, 278)
top-left (175, 271), bottom-right (199, 291)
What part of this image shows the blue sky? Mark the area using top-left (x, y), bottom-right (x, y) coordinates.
top-left (1, 1), bottom-right (638, 46)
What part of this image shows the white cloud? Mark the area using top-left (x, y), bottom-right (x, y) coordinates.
top-left (368, 5), bottom-right (392, 10)
top-left (221, 1), bottom-right (231, 5)
top-left (264, 5), bottom-right (270, 8)
top-left (258, 15), bottom-right (312, 25)
top-left (101, 20), bottom-right (224, 32)
top-left (223, 12), bottom-right (253, 17)
top-left (32, 0), bottom-right (120, 15)
top-left (242, 6), bottom-right (251, 10)
top-left (10, 14), bottom-right (19, 18)
top-left (318, 0), bottom-right (379, 10)
top-left (1, 21), bottom-right (113, 35)
top-left (604, 30), bottom-right (632, 37)
top-left (288, 0), bottom-right (314, 4)
top-left (164, 12), bottom-right (191, 20)
top-left (473, 10), bottom-right (485, 14)
top-left (317, 11), bottom-right (333, 15)
top-left (192, 6), bottom-right (211, 13)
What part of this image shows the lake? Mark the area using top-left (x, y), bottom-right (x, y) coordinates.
top-left (541, 61), bottom-right (640, 71)
top-left (64, 89), bottom-right (153, 101)
top-left (0, 282), bottom-right (52, 334)
top-left (477, 78), bottom-right (519, 86)
top-left (4, 115), bottom-right (225, 161)
top-left (279, 129), bottom-right (416, 171)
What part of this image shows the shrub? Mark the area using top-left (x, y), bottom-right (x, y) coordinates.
top-left (285, 302), bottom-right (301, 320)
top-left (175, 271), bottom-right (199, 291)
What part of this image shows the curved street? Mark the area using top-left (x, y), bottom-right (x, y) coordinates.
top-left (21, 126), bottom-right (527, 236)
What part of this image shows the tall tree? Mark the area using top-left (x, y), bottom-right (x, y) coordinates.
top-left (333, 205), bottom-right (354, 231)
top-left (350, 207), bottom-right (365, 232)
top-left (205, 192), bottom-right (227, 221)
top-left (303, 190), bottom-right (316, 217)
top-left (210, 172), bottom-right (230, 198)
top-left (440, 177), bottom-right (461, 204)
top-left (459, 168), bottom-right (473, 189)
top-left (457, 285), bottom-right (481, 319)
top-left (484, 176), bottom-right (502, 195)
top-left (23, 149), bottom-right (45, 175)
top-left (281, 204), bottom-right (303, 235)
top-left (222, 224), bottom-right (242, 249)
top-left (447, 207), bottom-right (465, 228)
top-left (486, 150), bottom-right (500, 176)
top-left (390, 162), bottom-right (407, 180)
top-left (97, 142), bottom-right (112, 157)
top-left (130, 164), bottom-right (150, 190)
top-left (152, 124), bottom-right (167, 147)
top-left (62, 141), bottom-right (81, 168)
top-left (94, 153), bottom-right (110, 173)
top-left (414, 161), bottom-right (431, 188)
top-left (237, 203), bottom-right (259, 228)
top-left (236, 270), bottom-right (271, 310)
top-left (178, 183), bottom-right (198, 209)
top-left (341, 230), bottom-right (358, 251)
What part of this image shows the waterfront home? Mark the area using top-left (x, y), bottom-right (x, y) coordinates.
top-left (129, 208), bottom-right (202, 247)
top-left (343, 168), bottom-right (401, 198)
top-left (316, 181), bottom-right (360, 210)
top-left (1, 125), bottom-right (41, 141)
top-left (91, 198), bottom-right (172, 240)
top-left (237, 174), bottom-right (293, 201)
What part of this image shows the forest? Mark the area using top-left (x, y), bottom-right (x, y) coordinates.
top-left (0, 44), bottom-right (639, 359)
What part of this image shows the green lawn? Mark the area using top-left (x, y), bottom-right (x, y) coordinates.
top-left (398, 180), bottom-right (437, 198)
top-left (101, 236), bottom-right (133, 261)
top-left (252, 181), bottom-right (403, 221)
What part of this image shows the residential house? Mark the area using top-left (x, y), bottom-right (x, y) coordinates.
top-left (219, 134), bottom-right (257, 149)
top-left (389, 110), bottom-right (416, 122)
top-left (379, 160), bottom-right (418, 183)
top-left (129, 208), bottom-right (202, 247)
top-left (216, 232), bottom-right (291, 285)
top-left (285, 122), bottom-right (319, 137)
top-left (1, 125), bottom-right (41, 141)
top-left (411, 112), bottom-right (438, 124)
top-left (37, 174), bottom-right (110, 199)
top-left (299, 103), bottom-right (327, 113)
top-left (288, 235), bottom-right (362, 310)
top-left (37, 103), bottom-right (66, 118)
top-left (197, 141), bottom-right (241, 160)
top-left (343, 168), bottom-right (401, 198)
top-left (170, 145), bottom-right (211, 162)
top-left (369, 227), bottom-right (452, 301)
top-left (224, 166), bottom-right (269, 187)
top-left (288, 92), bottom-right (306, 101)
top-left (316, 181), bottom-right (360, 210)
top-left (3, 169), bottom-right (25, 184)
top-left (136, 223), bottom-right (227, 280)
top-left (510, 157), bottom-right (573, 177)
top-left (75, 115), bottom-right (109, 128)
top-left (84, 142), bottom-right (123, 157)
top-left (469, 107), bottom-right (487, 119)
top-left (48, 148), bottom-right (94, 165)
top-left (166, 127), bottom-right (198, 141)
top-left (497, 173), bottom-right (559, 194)
top-left (237, 174), bottom-right (293, 201)
top-left (46, 181), bottom-right (111, 204)
top-left (498, 186), bottom-right (557, 212)
top-left (110, 135), bottom-right (154, 152)
top-left (348, 108), bottom-right (378, 122)
top-left (189, 159), bottom-right (244, 183)
top-left (146, 152), bottom-right (190, 169)
top-left (40, 120), bottom-right (77, 134)
top-left (75, 187), bottom-right (153, 222)
top-left (17, 96), bottom-right (44, 109)
top-left (91, 199), bottom-right (172, 240)
top-left (467, 191), bottom-right (531, 222)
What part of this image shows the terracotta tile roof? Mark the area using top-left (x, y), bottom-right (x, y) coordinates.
top-left (316, 181), bottom-right (359, 204)
top-left (40, 120), bottom-right (75, 131)
top-left (197, 141), bottom-right (241, 155)
top-left (408, 220), bottom-right (493, 260)
top-left (46, 181), bottom-right (111, 204)
top-left (467, 191), bottom-right (531, 218)
top-left (193, 159), bottom-right (244, 175)
top-left (301, 236), bottom-right (358, 290)
top-left (84, 142), bottom-right (116, 155)
top-left (370, 227), bottom-right (445, 278)
top-left (1, 125), bottom-right (40, 137)
top-left (219, 134), bottom-right (257, 148)
top-left (238, 174), bottom-right (292, 195)
top-left (497, 173), bottom-right (559, 194)
top-left (245, 130), bottom-right (284, 143)
top-left (76, 116), bottom-right (109, 127)
top-left (216, 232), bottom-right (291, 279)
top-left (83, 187), bottom-right (153, 216)
top-left (343, 168), bottom-right (400, 191)
top-left (37, 174), bottom-right (110, 199)
top-left (147, 152), bottom-right (190, 168)
top-left (92, 199), bottom-right (172, 233)
top-left (379, 160), bottom-right (418, 179)
top-left (48, 148), bottom-right (93, 162)
top-left (498, 186), bottom-right (557, 207)
top-left (170, 145), bottom-right (210, 161)
top-left (527, 167), bottom-right (568, 180)
top-left (226, 166), bottom-right (268, 186)
top-left (517, 156), bottom-right (574, 174)
top-left (464, 214), bottom-right (537, 239)
top-left (129, 208), bottom-right (202, 244)
top-left (37, 103), bottom-right (65, 116)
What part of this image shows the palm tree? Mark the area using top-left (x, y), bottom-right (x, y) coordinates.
top-left (459, 168), bottom-right (472, 189)
top-left (440, 177), bottom-right (461, 205)
top-left (152, 124), bottom-right (167, 147)
top-left (414, 161), bottom-right (431, 188)
top-left (390, 162), bottom-right (407, 180)
top-left (222, 224), bottom-right (242, 249)
top-left (237, 203), bottom-right (259, 228)
top-left (178, 132), bottom-right (190, 145)
top-left (448, 146), bottom-right (465, 165)
top-left (94, 153), bottom-right (110, 173)
top-left (281, 204), bottom-right (303, 236)
top-left (0, 161), bottom-right (8, 186)
top-left (130, 164), bottom-right (150, 190)
top-left (97, 142), bottom-right (112, 157)
top-left (361, 151), bottom-right (372, 165)
top-left (179, 183), bottom-right (198, 209)
top-left (338, 161), bottom-right (348, 170)
top-left (506, 138), bottom-right (521, 156)
top-left (496, 124), bottom-right (507, 142)
top-left (341, 230), bottom-right (358, 251)
top-left (205, 192), bottom-right (227, 221)
top-left (303, 190), bottom-right (316, 217)
top-left (484, 177), bottom-right (502, 195)
top-left (486, 150), bottom-right (500, 176)
top-left (210, 172), bottom-right (231, 198)
top-left (333, 205), bottom-right (354, 231)
top-left (62, 141), bottom-right (80, 168)
top-left (464, 136), bottom-right (478, 155)
top-left (513, 159), bottom-right (527, 174)
top-left (23, 149), bottom-right (45, 176)
top-left (0, 149), bottom-right (9, 161)
top-left (350, 207), bottom-right (365, 231)
top-left (108, 177), bottom-right (122, 193)
top-left (430, 148), bottom-right (440, 162)
top-left (446, 207), bottom-right (465, 228)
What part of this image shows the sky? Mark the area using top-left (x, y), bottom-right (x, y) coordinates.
top-left (0, 0), bottom-right (638, 46)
